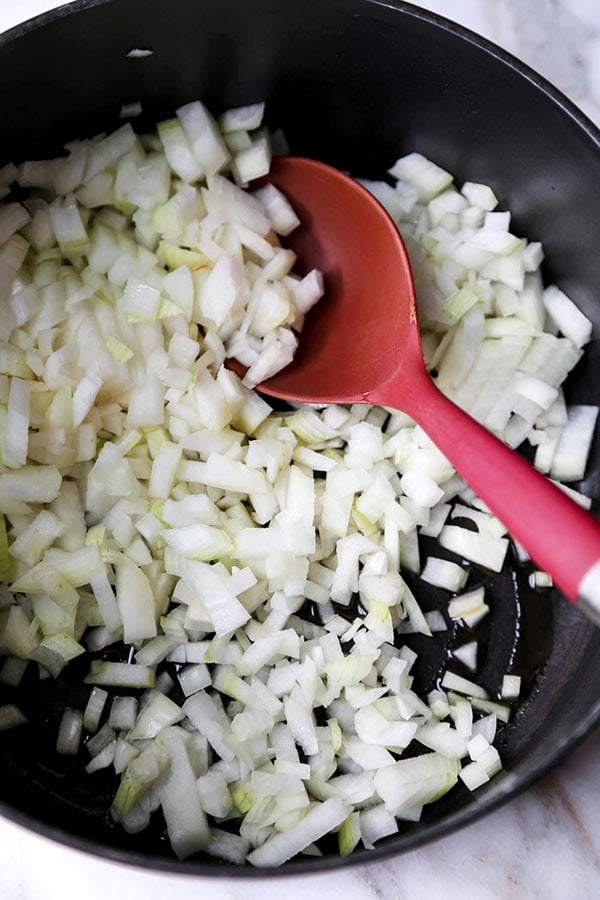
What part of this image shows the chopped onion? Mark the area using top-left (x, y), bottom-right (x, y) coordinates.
top-left (0, 704), bottom-right (28, 731)
top-left (0, 96), bottom-right (594, 868)
top-left (501, 674), bottom-right (522, 699)
top-left (83, 687), bottom-right (108, 734)
top-left (56, 707), bottom-right (84, 755)
top-left (549, 405), bottom-right (598, 482)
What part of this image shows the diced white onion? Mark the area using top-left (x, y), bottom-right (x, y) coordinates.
top-left (0, 95), bottom-right (595, 869)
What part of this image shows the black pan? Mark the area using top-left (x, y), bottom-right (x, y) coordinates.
top-left (0, 0), bottom-right (599, 877)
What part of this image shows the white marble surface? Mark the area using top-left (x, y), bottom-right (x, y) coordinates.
top-left (0, 1), bottom-right (599, 898)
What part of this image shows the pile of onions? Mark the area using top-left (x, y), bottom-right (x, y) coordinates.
top-left (0, 98), bottom-right (595, 866)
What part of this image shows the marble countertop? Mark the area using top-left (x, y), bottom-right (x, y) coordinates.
top-left (0, 1), bottom-right (599, 898)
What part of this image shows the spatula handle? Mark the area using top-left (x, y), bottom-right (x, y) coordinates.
top-left (384, 372), bottom-right (600, 624)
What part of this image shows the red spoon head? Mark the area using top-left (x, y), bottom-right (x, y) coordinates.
top-left (254, 156), bottom-right (420, 404)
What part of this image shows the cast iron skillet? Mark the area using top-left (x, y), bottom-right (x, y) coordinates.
top-left (0, 0), bottom-right (599, 877)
